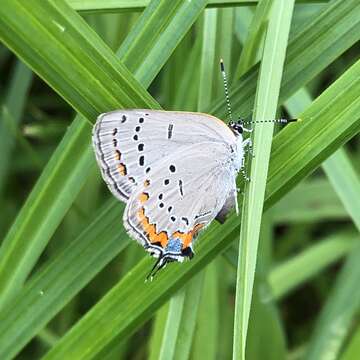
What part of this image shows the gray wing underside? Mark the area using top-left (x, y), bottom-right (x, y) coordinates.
top-left (92, 109), bottom-right (236, 203)
top-left (123, 142), bottom-right (236, 248)
top-left (215, 193), bottom-right (236, 223)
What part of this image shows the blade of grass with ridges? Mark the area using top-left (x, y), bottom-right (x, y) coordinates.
top-left (268, 230), bottom-right (358, 300)
top-left (0, 1), bottom-right (359, 355)
top-left (233, 1), bottom-right (295, 358)
top-left (234, 0), bottom-right (273, 79)
top-left (0, 0), bottom-right (207, 310)
top-left (323, 149), bottom-right (360, 232)
top-left (68, 0), bottom-right (329, 13)
top-left (0, 60), bottom-right (33, 197)
top-left (41, 40), bottom-right (360, 360)
top-left (305, 245), bottom-right (360, 360)
top-left (285, 83), bottom-right (360, 234)
top-left (246, 215), bottom-right (286, 360)
top-left (340, 323), bottom-right (360, 360)
top-left (271, 179), bottom-right (348, 224)
top-left (224, 230), bottom-right (357, 299)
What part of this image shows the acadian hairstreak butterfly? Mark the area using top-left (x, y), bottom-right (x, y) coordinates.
top-left (92, 60), bottom-right (297, 279)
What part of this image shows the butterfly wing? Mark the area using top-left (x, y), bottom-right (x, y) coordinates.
top-left (123, 141), bottom-right (237, 260)
top-left (92, 110), bottom-right (236, 203)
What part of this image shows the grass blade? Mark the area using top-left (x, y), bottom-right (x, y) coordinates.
top-left (0, 60), bottom-right (32, 197)
top-left (268, 231), bottom-right (358, 300)
top-left (323, 149), bottom-right (360, 232)
top-left (305, 246), bottom-right (360, 360)
top-left (233, 1), bottom-right (295, 358)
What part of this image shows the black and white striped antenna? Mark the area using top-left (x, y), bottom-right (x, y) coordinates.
top-left (220, 59), bottom-right (233, 122)
top-left (241, 117), bottom-right (299, 125)
top-left (220, 59), bottom-right (300, 125)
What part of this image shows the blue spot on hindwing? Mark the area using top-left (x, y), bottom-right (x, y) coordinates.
top-left (165, 238), bottom-right (182, 253)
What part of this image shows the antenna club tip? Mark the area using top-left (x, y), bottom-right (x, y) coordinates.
top-left (220, 59), bottom-right (225, 71)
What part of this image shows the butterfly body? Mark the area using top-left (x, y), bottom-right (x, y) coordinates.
top-left (92, 110), bottom-right (248, 273)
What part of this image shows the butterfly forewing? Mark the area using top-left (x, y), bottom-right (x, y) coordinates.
top-left (92, 110), bottom-right (236, 203)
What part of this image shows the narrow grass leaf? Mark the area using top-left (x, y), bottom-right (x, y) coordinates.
top-left (271, 179), bottom-right (348, 224)
top-left (323, 149), bottom-right (360, 232)
top-left (340, 323), bottom-right (360, 360)
top-left (233, 1), bottom-right (295, 358)
top-left (305, 245), bottom-right (360, 360)
top-left (0, 60), bottom-right (32, 196)
top-left (234, 0), bottom-right (273, 78)
top-left (269, 231), bottom-right (358, 300)
top-left (68, 0), bottom-right (329, 13)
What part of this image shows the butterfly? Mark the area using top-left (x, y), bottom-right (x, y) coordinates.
top-left (92, 109), bottom-right (254, 278)
top-left (91, 61), bottom-right (297, 278)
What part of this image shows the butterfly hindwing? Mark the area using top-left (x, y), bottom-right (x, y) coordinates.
top-left (123, 142), bottom-right (237, 259)
top-left (92, 110), bottom-right (236, 203)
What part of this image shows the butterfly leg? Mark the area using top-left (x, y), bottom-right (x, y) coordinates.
top-left (233, 180), bottom-right (239, 215)
top-left (242, 138), bottom-right (253, 157)
top-left (242, 126), bottom-right (253, 133)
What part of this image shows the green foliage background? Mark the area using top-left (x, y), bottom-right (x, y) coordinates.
top-left (0, 0), bottom-right (359, 359)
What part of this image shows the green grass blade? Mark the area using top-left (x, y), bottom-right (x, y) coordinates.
top-left (271, 179), bottom-right (348, 224)
top-left (233, 1), bottom-right (295, 358)
top-left (286, 87), bottom-right (360, 233)
top-left (0, 199), bottom-right (129, 360)
top-left (0, 60), bottom-right (32, 196)
top-left (323, 149), bottom-right (360, 232)
top-left (266, 59), bottom-right (360, 208)
top-left (192, 263), bottom-right (220, 360)
top-left (158, 289), bottom-right (186, 360)
top-left (247, 216), bottom-right (286, 360)
top-left (68, 0), bottom-right (329, 13)
top-left (305, 245), bottom-right (360, 360)
top-left (118, 0), bottom-right (208, 86)
top-left (340, 323), bottom-right (360, 360)
top-left (234, 0), bottom-right (273, 78)
top-left (268, 231), bottom-right (358, 300)
top-left (0, 1), bottom-right (158, 122)
top-left (172, 274), bottom-right (203, 360)
top-left (148, 303), bottom-right (170, 360)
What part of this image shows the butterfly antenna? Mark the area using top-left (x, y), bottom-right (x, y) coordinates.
top-left (220, 59), bottom-right (233, 122)
top-left (241, 118), bottom-right (299, 125)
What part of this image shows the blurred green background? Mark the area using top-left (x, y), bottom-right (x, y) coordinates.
top-left (0, 0), bottom-right (360, 359)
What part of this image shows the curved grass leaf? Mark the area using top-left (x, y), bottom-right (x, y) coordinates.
top-left (268, 231), bottom-right (358, 300)
top-left (305, 245), bottom-right (360, 360)
top-left (0, 60), bottom-right (33, 197)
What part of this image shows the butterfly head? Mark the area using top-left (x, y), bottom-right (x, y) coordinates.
top-left (229, 120), bottom-right (244, 136)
